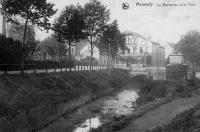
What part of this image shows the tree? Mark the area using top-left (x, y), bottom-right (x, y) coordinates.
top-left (0, 34), bottom-right (27, 72)
top-left (176, 31), bottom-right (200, 66)
top-left (39, 36), bottom-right (67, 59)
top-left (82, 0), bottom-right (110, 71)
top-left (9, 24), bottom-right (38, 56)
top-left (98, 20), bottom-right (126, 58)
top-left (53, 5), bottom-right (86, 71)
top-left (1, 0), bottom-right (57, 75)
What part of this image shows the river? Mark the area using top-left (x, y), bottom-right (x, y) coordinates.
top-left (39, 82), bottom-right (139, 132)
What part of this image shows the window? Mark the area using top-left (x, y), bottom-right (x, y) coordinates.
top-left (133, 47), bottom-right (137, 54)
top-left (129, 36), bottom-right (133, 43)
top-left (139, 47), bottom-right (143, 53)
top-left (145, 47), bottom-right (149, 53)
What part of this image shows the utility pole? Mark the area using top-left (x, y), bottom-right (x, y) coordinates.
top-left (107, 28), bottom-right (111, 75)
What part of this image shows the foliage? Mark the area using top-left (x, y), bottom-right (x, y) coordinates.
top-left (1, 0), bottom-right (57, 29)
top-left (9, 24), bottom-right (35, 42)
top-left (0, 69), bottom-right (129, 131)
top-left (176, 31), bottom-right (200, 65)
top-left (1, 0), bottom-right (57, 43)
top-left (53, 4), bottom-right (86, 69)
top-left (0, 60), bottom-right (75, 71)
top-left (0, 34), bottom-right (26, 64)
top-left (82, 0), bottom-right (110, 70)
top-left (39, 36), bottom-right (67, 57)
top-left (8, 24), bottom-right (39, 55)
top-left (1, 0), bottom-right (57, 74)
top-left (147, 105), bottom-right (200, 132)
top-left (98, 20), bottom-right (126, 57)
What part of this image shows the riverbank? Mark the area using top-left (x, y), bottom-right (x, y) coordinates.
top-left (147, 89), bottom-right (200, 132)
top-left (0, 69), bottom-right (129, 132)
top-left (91, 76), bottom-right (200, 132)
top-left (39, 80), bottom-right (140, 132)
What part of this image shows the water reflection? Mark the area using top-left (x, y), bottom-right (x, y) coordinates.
top-left (74, 116), bottom-right (101, 132)
top-left (39, 88), bottom-right (139, 132)
top-left (73, 89), bottom-right (138, 132)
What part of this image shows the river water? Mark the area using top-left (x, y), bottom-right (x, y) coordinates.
top-left (39, 83), bottom-right (139, 132)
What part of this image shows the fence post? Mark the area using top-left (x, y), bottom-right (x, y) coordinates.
top-left (46, 62), bottom-right (48, 73)
top-left (4, 64), bottom-right (7, 75)
top-left (34, 64), bottom-right (37, 74)
top-left (54, 65), bottom-right (56, 73)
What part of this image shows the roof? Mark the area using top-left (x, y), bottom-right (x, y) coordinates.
top-left (160, 46), bottom-right (165, 49)
top-left (151, 41), bottom-right (160, 45)
top-left (167, 42), bottom-right (176, 49)
top-left (123, 31), bottom-right (149, 41)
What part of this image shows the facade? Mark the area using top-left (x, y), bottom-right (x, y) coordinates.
top-left (123, 31), bottom-right (165, 67)
top-left (36, 37), bottom-right (63, 61)
top-left (74, 39), bottom-right (100, 62)
top-left (73, 39), bottom-right (111, 65)
top-left (7, 24), bottom-right (35, 43)
top-left (169, 54), bottom-right (184, 64)
top-left (37, 37), bottom-right (103, 63)
top-left (0, 6), bottom-right (35, 42)
top-left (0, 12), bottom-right (8, 36)
top-left (151, 42), bottom-right (165, 67)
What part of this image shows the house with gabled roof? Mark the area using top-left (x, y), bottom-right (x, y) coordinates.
top-left (122, 31), bottom-right (166, 67)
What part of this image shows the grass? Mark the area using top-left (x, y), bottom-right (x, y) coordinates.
top-left (146, 104), bottom-right (200, 132)
top-left (90, 77), bottom-right (200, 132)
top-left (0, 69), bottom-right (129, 132)
top-left (135, 77), bottom-right (198, 105)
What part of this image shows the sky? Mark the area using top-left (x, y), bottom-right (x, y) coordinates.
top-left (36, 0), bottom-right (200, 47)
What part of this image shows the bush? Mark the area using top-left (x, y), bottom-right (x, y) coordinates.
top-left (136, 94), bottom-right (155, 105)
top-left (0, 69), bottom-right (129, 132)
top-left (0, 60), bottom-right (75, 71)
top-left (148, 105), bottom-right (199, 132)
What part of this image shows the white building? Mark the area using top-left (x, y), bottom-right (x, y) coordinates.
top-left (0, 11), bottom-right (8, 36)
top-left (124, 31), bottom-right (152, 57)
top-left (123, 31), bottom-right (165, 67)
top-left (74, 39), bottom-right (100, 62)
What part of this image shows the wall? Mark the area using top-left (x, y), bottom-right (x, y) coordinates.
top-left (152, 43), bottom-right (166, 67)
top-left (151, 42), bottom-right (160, 67)
top-left (0, 14), bottom-right (8, 36)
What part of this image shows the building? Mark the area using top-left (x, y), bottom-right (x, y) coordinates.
top-left (123, 31), bottom-right (165, 67)
top-left (0, 11), bottom-right (8, 36)
top-left (7, 24), bottom-right (35, 43)
top-left (36, 37), bottom-right (103, 64)
top-left (0, 6), bottom-right (35, 42)
top-left (151, 41), bottom-right (165, 67)
top-left (74, 39), bottom-right (100, 62)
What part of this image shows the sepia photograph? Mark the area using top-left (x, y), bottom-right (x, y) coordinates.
top-left (0, 0), bottom-right (200, 132)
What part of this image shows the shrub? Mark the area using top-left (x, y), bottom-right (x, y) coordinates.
top-left (136, 94), bottom-right (155, 105)
top-left (147, 105), bottom-right (200, 132)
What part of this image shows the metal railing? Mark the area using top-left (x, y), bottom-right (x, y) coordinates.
top-left (0, 64), bottom-right (109, 75)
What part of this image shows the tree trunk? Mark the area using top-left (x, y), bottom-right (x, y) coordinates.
top-left (89, 36), bottom-right (93, 72)
top-left (69, 41), bottom-right (72, 72)
top-left (21, 19), bottom-right (28, 76)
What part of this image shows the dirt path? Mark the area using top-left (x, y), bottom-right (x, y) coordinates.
top-left (119, 95), bottom-right (200, 132)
